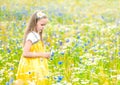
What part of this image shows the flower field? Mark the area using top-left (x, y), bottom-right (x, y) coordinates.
top-left (0, 0), bottom-right (120, 85)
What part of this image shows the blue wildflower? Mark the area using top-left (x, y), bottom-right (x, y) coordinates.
top-left (58, 12), bottom-right (63, 17)
top-left (21, 9), bottom-right (28, 16)
top-left (57, 76), bottom-right (64, 82)
top-left (94, 50), bottom-right (97, 52)
top-left (60, 51), bottom-right (64, 55)
top-left (87, 40), bottom-right (90, 44)
top-left (79, 58), bottom-right (82, 64)
top-left (101, 15), bottom-right (105, 21)
top-left (10, 67), bottom-right (14, 70)
top-left (84, 43), bottom-right (87, 46)
top-left (9, 78), bottom-right (14, 84)
top-left (58, 61), bottom-right (63, 65)
top-left (54, 77), bottom-right (57, 80)
top-left (79, 58), bottom-right (82, 61)
top-left (16, 40), bottom-right (19, 44)
top-left (74, 43), bottom-right (78, 47)
top-left (66, 39), bottom-right (70, 43)
top-left (59, 41), bottom-right (62, 46)
top-left (50, 51), bottom-right (54, 57)
top-left (6, 82), bottom-right (9, 85)
top-left (50, 57), bottom-right (53, 60)
top-left (77, 36), bottom-right (80, 39)
top-left (1, 5), bottom-right (6, 11)
top-left (7, 48), bottom-right (11, 53)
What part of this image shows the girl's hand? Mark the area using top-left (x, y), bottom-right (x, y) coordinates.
top-left (43, 52), bottom-right (51, 59)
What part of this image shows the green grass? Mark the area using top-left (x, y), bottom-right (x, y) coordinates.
top-left (0, 0), bottom-right (120, 85)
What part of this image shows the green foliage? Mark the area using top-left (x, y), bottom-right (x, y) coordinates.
top-left (0, 0), bottom-right (120, 85)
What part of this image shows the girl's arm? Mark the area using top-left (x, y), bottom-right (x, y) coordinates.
top-left (22, 40), bottom-right (50, 58)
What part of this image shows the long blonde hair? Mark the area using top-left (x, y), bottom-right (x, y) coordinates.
top-left (23, 10), bottom-right (47, 46)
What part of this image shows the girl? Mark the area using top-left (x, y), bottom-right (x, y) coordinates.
top-left (15, 11), bottom-right (51, 85)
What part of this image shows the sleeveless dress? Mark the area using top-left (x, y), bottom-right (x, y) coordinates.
top-left (16, 31), bottom-right (50, 85)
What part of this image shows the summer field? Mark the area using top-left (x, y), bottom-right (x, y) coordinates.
top-left (0, 0), bottom-right (120, 85)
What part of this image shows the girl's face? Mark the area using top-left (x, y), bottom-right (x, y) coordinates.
top-left (36, 18), bottom-right (48, 32)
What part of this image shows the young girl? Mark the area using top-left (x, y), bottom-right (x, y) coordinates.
top-left (15, 11), bottom-right (51, 85)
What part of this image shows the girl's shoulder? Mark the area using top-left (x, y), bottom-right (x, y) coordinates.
top-left (26, 31), bottom-right (40, 44)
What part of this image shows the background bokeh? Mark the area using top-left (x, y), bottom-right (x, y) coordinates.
top-left (0, 0), bottom-right (120, 85)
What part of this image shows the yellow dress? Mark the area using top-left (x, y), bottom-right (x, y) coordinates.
top-left (16, 41), bottom-right (50, 85)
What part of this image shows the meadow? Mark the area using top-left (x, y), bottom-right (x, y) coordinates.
top-left (0, 0), bottom-right (120, 85)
